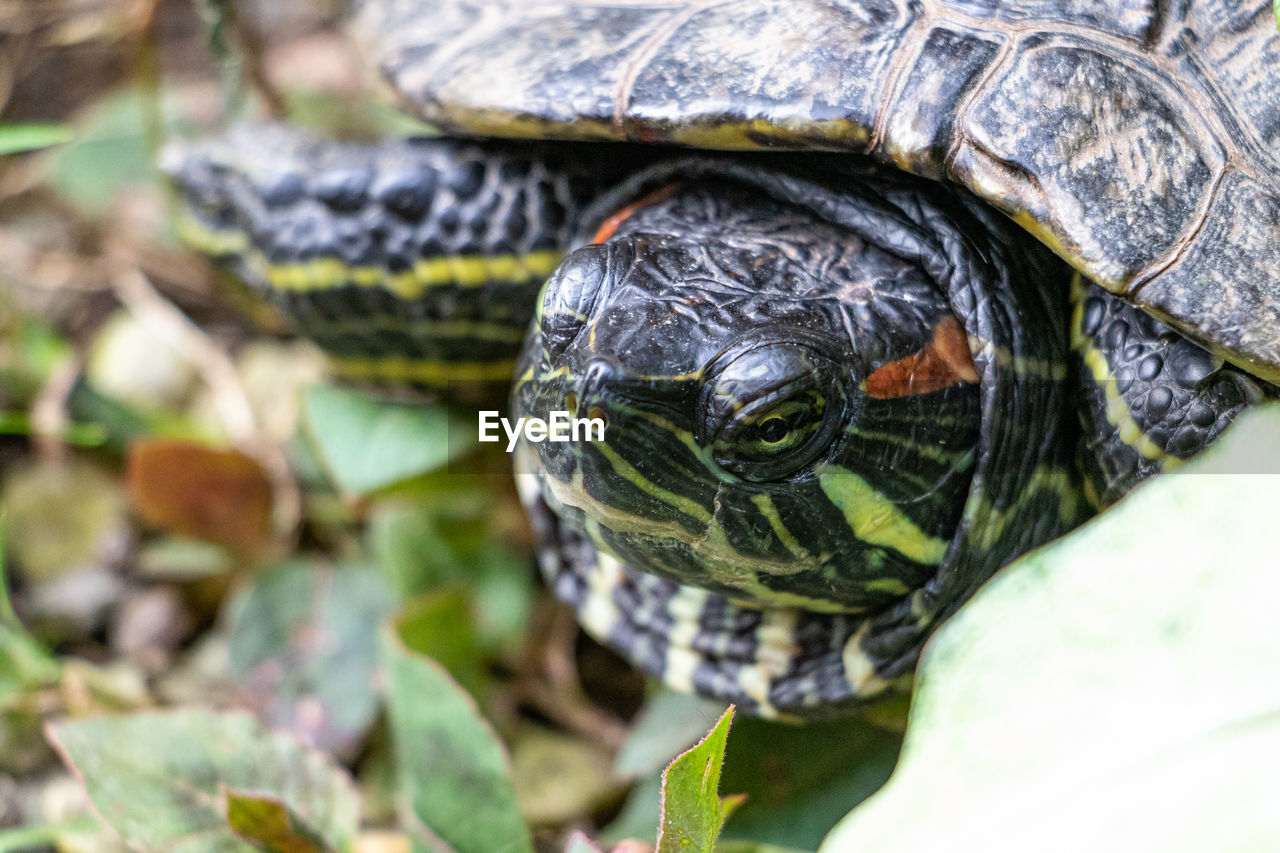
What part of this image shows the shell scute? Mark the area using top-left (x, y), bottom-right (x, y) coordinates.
top-left (953, 34), bottom-right (1224, 286)
top-left (352, 0), bottom-right (1280, 375)
top-left (937, 0), bottom-right (1160, 43)
top-left (623, 0), bottom-right (914, 150)
top-left (880, 25), bottom-right (1003, 178)
top-left (1137, 170), bottom-right (1280, 382)
top-left (1187, 1), bottom-right (1280, 160)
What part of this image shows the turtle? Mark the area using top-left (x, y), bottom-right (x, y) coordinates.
top-left (166, 0), bottom-right (1280, 719)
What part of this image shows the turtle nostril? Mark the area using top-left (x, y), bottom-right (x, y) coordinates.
top-left (582, 359), bottom-right (613, 387)
top-left (576, 359), bottom-right (616, 404)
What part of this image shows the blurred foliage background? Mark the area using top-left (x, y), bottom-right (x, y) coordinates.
top-left (0, 3), bottom-right (903, 851)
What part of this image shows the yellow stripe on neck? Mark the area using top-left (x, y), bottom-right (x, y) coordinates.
top-left (816, 464), bottom-right (949, 566)
top-left (328, 355), bottom-right (517, 384)
top-left (176, 209), bottom-right (563, 300)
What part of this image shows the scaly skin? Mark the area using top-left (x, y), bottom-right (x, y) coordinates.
top-left (170, 130), bottom-right (1275, 717)
top-left (513, 157), bottom-right (1082, 717)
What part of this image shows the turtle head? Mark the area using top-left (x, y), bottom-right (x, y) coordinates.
top-left (515, 182), bottom-right (982, 613)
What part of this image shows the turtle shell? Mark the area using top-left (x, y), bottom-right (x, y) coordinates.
top-left (353, 0), bottom-right (1280, 382)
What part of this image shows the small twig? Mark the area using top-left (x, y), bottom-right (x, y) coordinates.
top-left (135, 0), bottom-right (165, 32)
top-left (522, 676), bottom-right (629, 752)
top-left (110, 261), bottom-right (257, 443)
top-left (518, 602), bottom-right (629, 751)
top-left (543, 598), bottom-right (582, 689)
top-left (198, 0), bottom-right (287, 118)
top-left (226, 4), bottom-right (287, 118)
top-left (29, 348), bottom-right (82, 462)
top-left (107, 253), bottom-right (302, 543)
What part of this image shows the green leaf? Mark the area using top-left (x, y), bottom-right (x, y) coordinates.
top-left (0, 309), bottom-right (74, 408)
top-left (0, 513), bottom-right (20, 630)
top-left (227, 562), bottom-right (395, 757)
top-left (0, 122), bottom-right (73, 155)
top-left (611, 697), bottom-right (894, 852)
top-left (657, 707), bottom-right (742, 853)
top-left (303, 385), bottom-right (470, 496)
top-left (1, 456), bottom-right (128, 584)
top-left (67, 378), bottom-right (164, 453)
top-left (824, 405), bottom-right (1280, 852)
top-left (392, 590), bottom-right (484, 697)
top-left (369, 495), bottom-right (533, 652)
top-left (194, 0), bottom-right (235, 68)
top-left (0, 410), bottom-right (108, 447)
top-left (0, 623), bottom-right (59, 702)
top-left (0, 817), bottom-right (101, 853)
top-left (511, 727), bottom-right (621, 826)
top-left (0, 524), bottom-right (60, 774)
top-left (46, 709), bottom-right (359, 853)
top-left (45, 88), bottom-right (159, 216)
top-left (369, 490), bottom-right (500, 594)
top-left (380, 614), bottom-right (533, 853)
top-left (613, 690), bottom-right (896, 850)
top-left (224, 788), bottom-right (333, 853)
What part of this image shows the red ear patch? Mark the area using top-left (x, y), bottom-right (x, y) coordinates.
top-left (590, 184), bottom-right (680, 244)
top-left (864, 315), bottom-right (978, 399)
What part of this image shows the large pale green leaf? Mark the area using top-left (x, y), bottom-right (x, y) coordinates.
top-left (391, 589), bottom-right (484, 697)
top-left (302, 385), bottom-right (470, 496)
top-left (824, 406), bottom-right (1280, 852)
top-left (46, 709), bottom-right (359, 853)
top-left (380, 614), bottom-right (533, 853)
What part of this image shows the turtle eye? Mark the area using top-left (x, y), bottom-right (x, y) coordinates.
top-left (698, 338), bottom-right (848, 482)
top-left (713, 392), bottom-right (832, 479)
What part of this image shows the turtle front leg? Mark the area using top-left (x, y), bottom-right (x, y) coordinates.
top-left (1070, 275), bottom-right (1279, 508)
